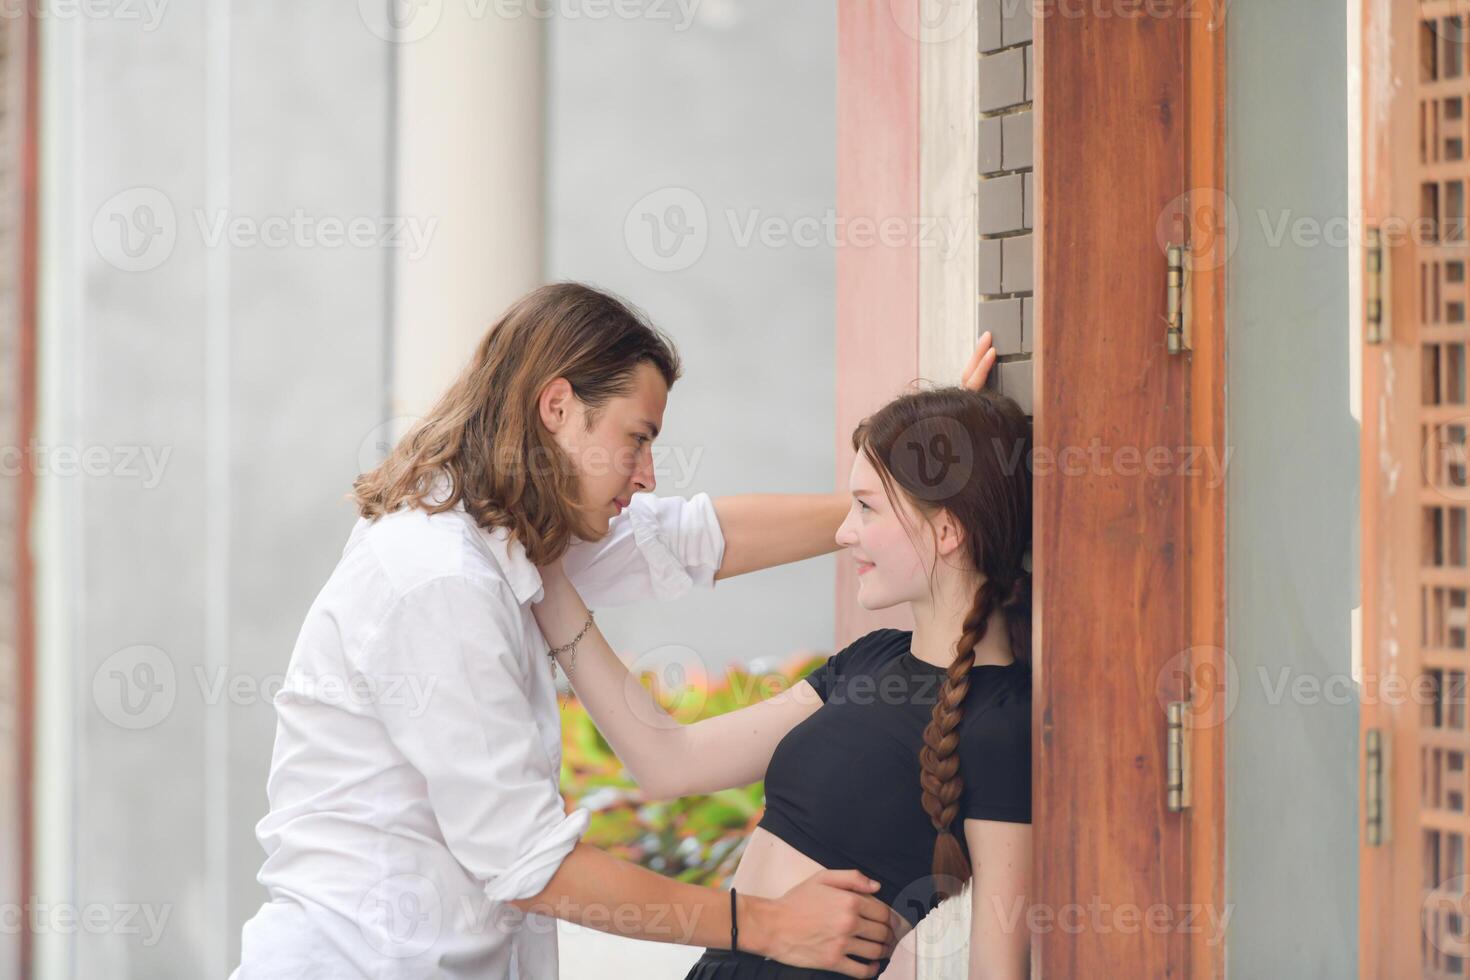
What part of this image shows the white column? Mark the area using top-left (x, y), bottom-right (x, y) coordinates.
top-left (392, 8), bottom-right (546, 418)
top-left (917, 1), bottom-right (979, 384)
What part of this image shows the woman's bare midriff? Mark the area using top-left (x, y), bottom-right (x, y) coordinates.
top-left (730, 826), bottom-right (917, 975)
top-left (730, 826), bottom-right (828, 900)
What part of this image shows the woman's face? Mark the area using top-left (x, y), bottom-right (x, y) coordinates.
top-left (542, 361), bottom-right (665, 538)
top-left (835, 452), bottom-right (939, 609)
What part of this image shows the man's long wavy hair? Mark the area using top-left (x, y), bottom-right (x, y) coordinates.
top-left (852, 386), bottom-right (1033, 899)
top-left (353, 282), bottom-right (681, 564)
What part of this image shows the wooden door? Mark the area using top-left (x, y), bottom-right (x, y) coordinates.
top-left (1034, 4), bottom-right (1226, 978)
top-left (835, 1), bottom-right (1226, 973)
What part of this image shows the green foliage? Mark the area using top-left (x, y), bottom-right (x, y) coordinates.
top-left (558, 654), bottom-right (826, 887)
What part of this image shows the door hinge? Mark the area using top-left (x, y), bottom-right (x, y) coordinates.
top-left (1167, 244), bottom-right (1191, 355)
top-left (1166, 700), bottom-right (1191, 812)
top-left (1366, 226), bottom-right (1388, 345)
top-left (1366, 727), bottom-right (1390, 846)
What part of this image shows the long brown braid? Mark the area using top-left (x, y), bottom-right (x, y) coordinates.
top-left (852, 386), bottom-right (1033, 898)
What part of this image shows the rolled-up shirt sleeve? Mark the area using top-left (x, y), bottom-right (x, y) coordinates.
top-left (559, 491), bottom-right (727, 606)
top-left (362, 572), bottom-right (588, 903)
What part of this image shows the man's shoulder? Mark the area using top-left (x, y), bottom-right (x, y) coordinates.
top-left (348, 505), bottom-right (503, 596)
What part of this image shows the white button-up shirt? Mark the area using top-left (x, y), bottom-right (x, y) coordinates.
top-left (232, 490), bottom-right (726, 979)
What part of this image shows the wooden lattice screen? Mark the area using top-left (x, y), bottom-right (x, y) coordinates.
top-left (1420, 11), bottom-right (1470, 973)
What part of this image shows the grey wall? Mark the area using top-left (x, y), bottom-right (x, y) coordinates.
top-left (40, 5), bottom-right (392, 976)
top-left (33, 4), bottom-right (836, 977)
top-left (545, 0), bottom-right (839, 674)
top-left (1225, 0), bottom-right (1359, 974)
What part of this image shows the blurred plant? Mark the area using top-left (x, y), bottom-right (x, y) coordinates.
top-left (559, 652), bottom-right (827, 887)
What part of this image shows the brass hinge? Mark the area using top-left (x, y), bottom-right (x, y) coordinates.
top-left (1366, 226), bottom-right (1388, 345)
top-left (1166, 245), bottom-right (1191, 355)
top-left (1366, 727), bottom-right (1390, 846)
top-left (1166, 701), bottom-right (1191, 812)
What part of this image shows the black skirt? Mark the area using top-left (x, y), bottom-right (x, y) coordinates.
top-left (683, 947), bottom-right (889, 979)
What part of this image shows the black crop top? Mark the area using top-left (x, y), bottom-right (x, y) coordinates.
top-left (756, 628), bottom-right (1032, 931)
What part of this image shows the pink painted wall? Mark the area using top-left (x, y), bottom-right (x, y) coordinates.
top-left (834, 0), bottom-right (921, 646)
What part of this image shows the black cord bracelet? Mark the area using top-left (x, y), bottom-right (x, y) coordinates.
top-left (730, 886), bottom-right (739, 953)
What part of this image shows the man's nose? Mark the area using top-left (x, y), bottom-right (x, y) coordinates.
top-left (633, 452), bottom-right (656, 494)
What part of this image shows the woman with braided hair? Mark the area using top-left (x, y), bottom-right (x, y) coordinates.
top-left (531, 382), bottom-right (1033, 979)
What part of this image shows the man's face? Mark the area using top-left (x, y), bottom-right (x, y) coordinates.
top-left (542, 361), bottom-right (666, 538)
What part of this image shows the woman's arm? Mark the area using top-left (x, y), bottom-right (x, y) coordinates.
top-left (535, 559), bottom-right (824, 800)
top-left (707, 331), bottom-right (997, 581)
top-left (963, 818), bottom-right (1033, 980)
top-left (509, 844), bottom-right (897, 978)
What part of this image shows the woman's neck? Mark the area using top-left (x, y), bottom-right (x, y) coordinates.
top-left (909, 575), bottom-right (1015, 670)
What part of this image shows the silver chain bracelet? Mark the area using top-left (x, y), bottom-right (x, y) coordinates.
top-left (547, 609), bottom-right (595, 671)
top-left (547, 610), bottom-right (594, 709)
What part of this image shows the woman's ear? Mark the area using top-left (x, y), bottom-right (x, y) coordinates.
top-left (933, 508), bottom-right (967, 560)
top-left (538, 377), bottom-right (575, 434)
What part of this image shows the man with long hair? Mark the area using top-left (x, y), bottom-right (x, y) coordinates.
top-left (233, 282), bottom-right (995, 978)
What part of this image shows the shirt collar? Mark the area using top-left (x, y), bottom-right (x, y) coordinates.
top-left (425, 470), bottom-right (545, 606)
top-left (475, 522), bottom-right (545, 607)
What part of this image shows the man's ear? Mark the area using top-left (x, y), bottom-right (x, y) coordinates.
top-left (538, 377), bottom-right (575, 434)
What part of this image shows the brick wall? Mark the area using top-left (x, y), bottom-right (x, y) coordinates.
top-left (978, 0), bottom-right (1034, 414)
